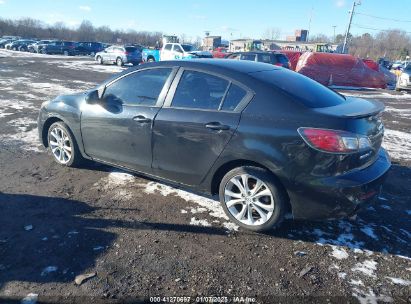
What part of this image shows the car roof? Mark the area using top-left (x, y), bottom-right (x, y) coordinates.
top-left (137, 59), bottom-right (280, 75)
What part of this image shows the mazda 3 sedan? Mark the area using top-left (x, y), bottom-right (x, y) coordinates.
top-left (38, 60), bottom-right (391, 231)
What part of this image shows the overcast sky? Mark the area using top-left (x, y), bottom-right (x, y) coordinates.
top-left (1, 0), bottom-right (410, 39)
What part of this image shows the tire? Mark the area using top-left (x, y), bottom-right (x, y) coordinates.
top-left (219, 166), bottom-right (286, 232)
top-left (12, 47), bottom-right (17, 51)
top-left (63, 50), bottom-right (69, 56)
top-left (41, 49), bottom-right (47, 54)
top-left (47, 121), bottom-right (84, 167)
top-left (96, 56), bottom-right (103, 65)
top-left (90, 52), bottom-right (95, 56)
top-left (116, 57), bottom-right (123, 66)
top-left (147, 57), bottom-right (155, 62)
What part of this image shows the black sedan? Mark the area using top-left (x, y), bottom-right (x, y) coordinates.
top-left (38, 60), bottom-right (391, 231)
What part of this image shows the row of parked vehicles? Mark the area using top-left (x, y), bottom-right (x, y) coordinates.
top-left (0, 37), bottom-right (109, 56)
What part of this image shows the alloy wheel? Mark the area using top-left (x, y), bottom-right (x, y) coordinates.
top-left (48, 126), bottom-right (72, 164)
top-left (224, 174), bottom-right (274, 226)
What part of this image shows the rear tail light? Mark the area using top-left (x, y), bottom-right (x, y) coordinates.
top-left (274, 63), bottom-right (283, 67)
top-left (298, 128), bottom-right (372, 153)
top-left (125, 51), bottom-right (130, 55)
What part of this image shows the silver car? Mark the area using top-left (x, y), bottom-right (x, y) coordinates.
top-left (95, 45), bottom-right (142, 66)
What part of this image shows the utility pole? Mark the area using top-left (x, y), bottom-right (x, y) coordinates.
top-left (307, 7), bottom-right (313, 42)
top-left (342, 1), bottom-right (360, 54)
top-left (332, 25), bottom-right (337, 43)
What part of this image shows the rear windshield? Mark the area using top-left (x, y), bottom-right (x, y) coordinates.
top-left (250, 69), bottom-right (346, 108)
top-left (125, 46), bottom-right (138, 52)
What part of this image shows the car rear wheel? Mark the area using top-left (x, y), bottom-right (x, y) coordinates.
top-left (47, 122), bottom-right (83, 167)
top-left (97, 56), bottom-right (103, 64)
top-left (219, 166), bottom-right (286, 232)
top-left (116, 57), bottom-right (123, 66)
top-left (63, 50), bottom-right (69, 56)
top-left (147, 57), bottom-right (155, 62)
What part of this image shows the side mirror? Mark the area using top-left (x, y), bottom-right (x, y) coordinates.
top-left (85, 89), bottom-right (102, 104)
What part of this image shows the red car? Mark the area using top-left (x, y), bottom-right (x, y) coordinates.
top-left (212, 47), bottom-right (231, 58)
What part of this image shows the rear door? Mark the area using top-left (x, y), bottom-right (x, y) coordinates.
top-left (81, 67), bottom-right (177, 171)
top-left (152, 68), bottom-right (253, 185)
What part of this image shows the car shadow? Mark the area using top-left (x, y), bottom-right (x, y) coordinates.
top-left (0, 192), bottom-right (226, 291)
top-left (261, 164), bottom-right (411, 259)
top-left (75, 161), bottom-right (411, 259)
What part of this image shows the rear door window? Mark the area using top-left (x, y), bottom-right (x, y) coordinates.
top-left (104, 68), bottom-right (172, 106)
top-left (221, 84), bottom-right (247, 111)
top-left (164, 44), bottom-right (172, 51)
top-left (125, 46), bottom-right (138, 53)
top-left (171, 70), bottom-right (229, 110)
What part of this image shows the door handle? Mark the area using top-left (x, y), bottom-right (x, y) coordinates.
top-left (205, 122), bottom-right (230, 131)
top-left (133, 115), bottom-right (151, 123)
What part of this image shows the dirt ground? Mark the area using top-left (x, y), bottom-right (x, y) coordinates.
top-left (0, 49), bottom-right (410, 304)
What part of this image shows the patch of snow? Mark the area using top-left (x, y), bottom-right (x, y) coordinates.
top-left (352, 260), bottom-right (378, 278)
top-left (383, 129), bottom-right (411, 161)
top-left (181, 210), bottom-right (188, 214)
top-left (144, 182), bottom-right (237, 231)
top-left (330, 245), bottom-right (349, 260)
top-left (338, 272), bottom-right (347, 279)
top-left (352, 287), bottom-right (393, 304)
top-left (386, 277), bottom-right (411, 286)
top-left (349, 279), bottom-right (364, 286)
top-left (189, 217), bottom-right (211, 227)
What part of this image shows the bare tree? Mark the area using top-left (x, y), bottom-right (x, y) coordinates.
top-left (262, 27), bottom-right (281, 40)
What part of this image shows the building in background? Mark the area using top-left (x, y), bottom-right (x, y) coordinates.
top-left (286, 29), bottom-right (309, 42)
top-left (203, 36), bottom-right (222, 50)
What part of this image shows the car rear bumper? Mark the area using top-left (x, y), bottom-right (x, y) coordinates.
top-left (288, 148), bottom-right (391, 220)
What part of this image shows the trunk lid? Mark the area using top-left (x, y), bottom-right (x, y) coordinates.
top-left (315, 97), bottom-right (385, 169)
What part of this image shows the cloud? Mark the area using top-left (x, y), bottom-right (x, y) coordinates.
top-left (0, 0), bottom-right (5, 4)
top-left (189, 15), bottom-right (207, 20)
top-left (336, 0), bottom-right (346, 7)
top-left (79, 5), bottom-right (91, 11)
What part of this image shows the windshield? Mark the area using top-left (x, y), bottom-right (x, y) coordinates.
top-left (181, 44), bottom-right (196, 52)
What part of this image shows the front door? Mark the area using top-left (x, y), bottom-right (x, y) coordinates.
top-left (81, 67), bottom-right (175, 171)
top-left (152, 69), bottom-right (251, 185)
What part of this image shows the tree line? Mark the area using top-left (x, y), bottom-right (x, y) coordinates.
top-left (0, 18), bottom-right (163, 46)
top-left (310, 30), bottom-right (411, 60)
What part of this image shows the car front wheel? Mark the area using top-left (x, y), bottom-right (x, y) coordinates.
top-left (47, 122), bottom-right (83, 167)
top-left (219, 166), bottom-right (286, 232)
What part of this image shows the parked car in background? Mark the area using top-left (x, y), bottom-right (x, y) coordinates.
top-left (226, 51), bottom-right (291, 69)
top-left (40, 41), bottom-right (77, 55)
top-left (0, 39), bottom-right (14, 49)
top-left (8, 39), bottom-right (36, 51)
top-left (75, 42), bottom-right (104, 56)
top-left (95, 45), bottom-right (142, 66)
top-left (212, 47), bottom-right (231, 58)
top-left (38, 60), bottom-right (390, 232)
top-left (28, 40), bottom-right (54, 53)
top-left (396, 64), bottom-right (411, 91)
top-left (160, 43), bottom-right (213, 61)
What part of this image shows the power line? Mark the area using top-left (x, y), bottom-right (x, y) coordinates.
top-left (351, 23), bottom-right (411, 34)
top-left (355, 12), bottom-right (411, 23)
